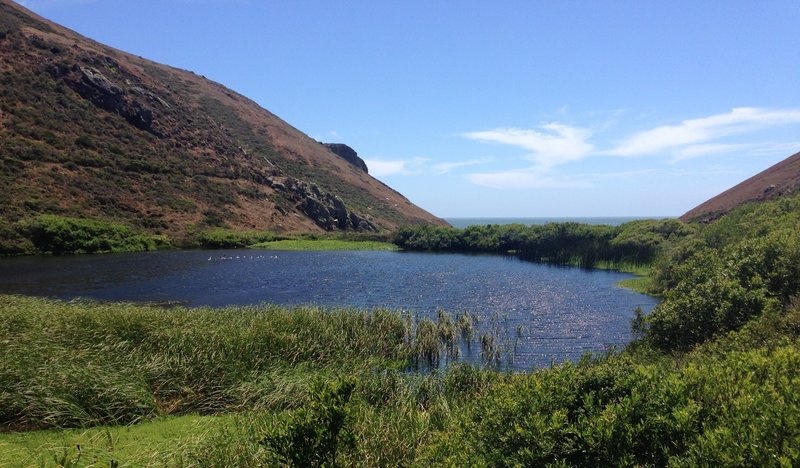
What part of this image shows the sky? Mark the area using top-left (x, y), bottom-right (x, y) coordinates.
top-left (17, 0), bottom-right (800, 217)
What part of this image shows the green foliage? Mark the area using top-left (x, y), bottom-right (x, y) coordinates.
top-left (0, 296), bottom-right (474, 431)
top-left (195, 228), bottom-right (276, 249)
top-left (250, 239), bottom-right (399, 251)
top-left (18, 214), bottom-right (160, 254)
top-left (630, 192), bottom-right (800, 351)
top-left (261, 377), bottom-right (356, 466)
top-left (0, 218), bottom-right (35, 255)
top-left (4, 297), bottom-right (800, 465)
top-left (394, 218), bottom-right (693, 268)
top-left (73, 134), bottom-right (95, 149)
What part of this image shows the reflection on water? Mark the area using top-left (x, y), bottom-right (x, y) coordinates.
top-left (0, 250), bottom-right (658, 370)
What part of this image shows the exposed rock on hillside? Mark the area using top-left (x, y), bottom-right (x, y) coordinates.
top-left (322, 143), bottom-right (369, 173)
top-left (681, 150), bottom-right (800, 223)
top-left (0, 0), bottom-right (446, 238)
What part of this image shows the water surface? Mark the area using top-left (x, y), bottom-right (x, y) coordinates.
top-left (0, 250), bottom-right (658, 370)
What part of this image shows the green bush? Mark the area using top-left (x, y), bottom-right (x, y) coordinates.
top-left (645, 232), bottom-right (800, 351)
top-left (195, 228), bottom-right (276, 249)
top-left (261, 377), bottom-right (356, 466)
top-left (19, 214), bottom-right (158, 254)
top-left (393, 218), bottom-right (693, 268)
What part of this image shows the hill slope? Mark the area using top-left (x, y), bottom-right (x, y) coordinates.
top-left (0, 0), bottom-right (446, 240)
top-left (681, 150), bottom-right (800, 222)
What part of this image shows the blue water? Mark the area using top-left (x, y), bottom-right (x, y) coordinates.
top-left (0, 250), bottom-right (658, 370)
top-left (446, 216), bottom-right (669, 229)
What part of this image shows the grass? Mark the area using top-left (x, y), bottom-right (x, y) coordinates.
top-left (3, 294), bottom-right (800, 465)
top-left (0, 415), bottom-right (224, 467)
top-left (249, 239), bottom-right (399, 251)
top-left (604, 263), bottom-right (657, 295)
top-left (616, 275), bottom-right (654, 295)
top-left (0, 293), bottom-right (495, 465)
top-left (0, 295), bottom-right (409, 431)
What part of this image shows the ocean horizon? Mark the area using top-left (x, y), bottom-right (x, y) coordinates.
top-left (445, 216), bottom-right (671, 229)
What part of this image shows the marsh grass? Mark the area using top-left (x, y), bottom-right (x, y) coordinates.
top-left (0, 296), bottom-right (498, 434)
top-left (0, 296), bottom-right (410, 431)
top-left (4, 297), bottom-right (800, 466)
top-left (249, 239), bottom-right (399, 251)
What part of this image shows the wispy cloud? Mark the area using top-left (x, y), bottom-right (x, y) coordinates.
top-left (468, 168), bottom-right (657, 189)
top-left (670, 143), bottom-right (748, 163)
top-left (608, 107), bottom-right (800, 157)
top-left (363, 158), bottom-right (429, 177)
top-left (468, 168), bottom-right (589, 189)
top-left (464, 107), bottom-right (800, 190)
top-left (463, 123), bottom-right (593, 170)
top-left (433, 158), bottom-right (490, 174)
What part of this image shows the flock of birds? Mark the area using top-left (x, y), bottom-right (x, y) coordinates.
top-left (207, 255), bottom-right (279, 261)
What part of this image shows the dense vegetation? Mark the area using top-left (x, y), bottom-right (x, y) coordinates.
top-left (0, 215), bottom-right (396, 255)
top-left (394, 218), bottom-right (696, 268)
top-left (3, 194), bottom-right (800, 465)
top-left (0, 214), bottom-right (165, 255)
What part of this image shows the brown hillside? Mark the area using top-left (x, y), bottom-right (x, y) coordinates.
top-left (0, 0), bottom-right (446, 239)
top-left (681, 150), bottom-right (800, 223)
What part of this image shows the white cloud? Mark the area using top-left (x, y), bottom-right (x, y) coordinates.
top-left (572, 169), bottom-right (658, 180)
top-left (463, 123), bottom-right (594, 170)
top-left (363, 160), bottom-right (409, 177)
top-left (364, 157), bottom-right (487, 177)
top-left (670, 143), bottom-right (748, 163)
top-left (463, 107), bottom-right (800, 190)
top-left (608, 107), bottom-right (800, 157)
top-left (467, 167), bottom-right (657, 190)
top-left (468, 168), bottom-right (589, 189)
top-left (747, 141), bottom-right (800, 156)
top-left (363, 158), bottom-right (428, 177)
top-left (433, 158), bottom-right (490, 174)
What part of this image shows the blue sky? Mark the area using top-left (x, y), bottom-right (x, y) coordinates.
top-left (18, 0), bottom-right (800, 217)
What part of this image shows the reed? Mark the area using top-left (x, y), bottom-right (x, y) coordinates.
top-left (0, 295), bottom-right (504, 431)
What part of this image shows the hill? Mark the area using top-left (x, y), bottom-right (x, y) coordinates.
top-left (0, 0), bottom-right (445, 243)
top-left (680, 150), bottom-right (800, 222)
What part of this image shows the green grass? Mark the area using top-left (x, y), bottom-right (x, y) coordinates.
top-left (0, 295), bottom-right (411, 431)
top-left (0, 415), bottom-right (223, 467)
top-left (599, 263), bottom-right (656, 295)
top-left (3, 294), bottom-right (800, 465)
top-left (249, 239), bottom-right (399, 251)
top-left (616, 275), bottom-right (654, 295)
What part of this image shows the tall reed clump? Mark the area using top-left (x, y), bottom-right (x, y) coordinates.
top-left (0, 295), bottom-right (501, 432)
top-left (0, 295), bottom-right (413, 430)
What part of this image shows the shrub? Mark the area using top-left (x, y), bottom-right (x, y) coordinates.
top-left (19, 214), bottom-right (157, 254)
top-left (73, 135), bottom-right (94, 149)
top-left (260, 377), bottom-right (356, 466)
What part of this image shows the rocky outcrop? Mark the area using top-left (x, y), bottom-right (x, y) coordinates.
top-left (1, 0), bottom-right (449, 237)
top-left (273, 178), bottom-right (378, 232)
top-left (57, 65), bottom-right (163, 135)
top-left (322, 143), bottom-right (369, 173)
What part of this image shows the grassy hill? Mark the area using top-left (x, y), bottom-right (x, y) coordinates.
top-left (681, 149), bottom-right (800, 223)
top-left (0, 0), bottom-right (445, 252)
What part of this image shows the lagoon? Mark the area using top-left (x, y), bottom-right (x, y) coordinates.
top-left (0, 250), bottom-right (657, 370)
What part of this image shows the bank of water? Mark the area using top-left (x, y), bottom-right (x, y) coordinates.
top-left (0, 250), bottom-right (657, 370)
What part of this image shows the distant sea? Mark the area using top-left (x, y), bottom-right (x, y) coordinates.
top-left (445, 216), bottom-right (668, 229)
